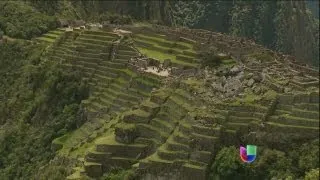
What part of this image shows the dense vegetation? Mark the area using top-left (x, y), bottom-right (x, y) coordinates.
top-left (1, 1), bottom-right (318, 66)
top-left (0, 1), bottom-right (57, 39)
top-left (0, 40), bottom-right (89, 178)
top-left (211, 139), bottom-right (319, 179)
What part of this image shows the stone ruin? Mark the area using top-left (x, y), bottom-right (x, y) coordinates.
top-left (58, 19), bottom-right (106, 32)
top-left (128, 56), bottom-right (171, 77)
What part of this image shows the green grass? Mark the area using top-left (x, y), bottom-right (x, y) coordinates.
top-left (263, 90), bottom-right (278, 100)
top-left (119, 68), bottom-right (137, 77)
top-left (123, 109), bottom-right (150, 118)
top-left (115, 123), bottom-right (136, 130)
top-left (135, 33), bottom-right (198, 67)
top-left (266, 122), bottom-right (319, 130)
top-left (135, 34), bottom-right (173, 45)
top-left (147, 153), bottom-right (174, 163)
top-left (36, 37), bottom-right (56, 43)
top-left (231, 93), bottom-right (262, 105)
top-left (135, 77), bottom-right (159, 87)
top-left (153, 88), bottom-right (172, 98)
top-left (136, 34), bottom-right (195, 50)
top-left (176, 41), bottom-right (194, 50)
top-left (52, 134), bottom-right (70, 145)
top-left (57, 118), bottom-right (119, 157)
top-left (183, 163), bottom-right (206, 170)
top-left (221, 59), bottom-right (236, 65)
top-left (138, 47), bottom-right (176, 62)
top-left (49, 30), bottom-right (64, 35)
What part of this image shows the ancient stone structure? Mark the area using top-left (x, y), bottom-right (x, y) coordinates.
top-left (39, 24), bottom-right (319, 180)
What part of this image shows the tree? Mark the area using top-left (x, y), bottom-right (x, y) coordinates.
top-left (292, 139), bottom-right (320, 175)
top-left (211, 146), bottom-right (255, 179)
top-left (168, 0), bottom-right (208, 27)
top-left (304, 168), bottom-right (319, 180)
top-left (255, 149), bottom-right (295, 179)
top-left (0, 29), bottom-right (3, 39)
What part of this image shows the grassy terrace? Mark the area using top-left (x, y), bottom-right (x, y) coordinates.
top-left (133, 33), bottom-right (199, 68)
top-left (264, 93), bottom-right (319, 137)
top-left (35, 29), bottom-right (64, 43)
top-left (46, 29), bottom-right (172, 179)
top-left (51, 30), bottom-right (159, 160)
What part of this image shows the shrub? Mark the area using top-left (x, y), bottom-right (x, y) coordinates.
top-left (211, 146), bottom-right (255, 179)
top-left (255, 149), bottom-right (294, 179)
top-left (199, 47), bottom-right (222, 68)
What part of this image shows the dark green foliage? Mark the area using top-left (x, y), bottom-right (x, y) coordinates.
top-left (289, 139), bottom-right (319, 176)
top-left (0, 40), bottom-right (89, 179)
top-left (255, 149), bottom-right (294, 179)
top-left (168, 1), bottom-right (208, 27)
top-left (211, 146), bottom-right (255, 180)
top-left (199, 48), bottom-right (222, 68)
top-left (98, 12), bottom-right (133, 25)
top-left (33, 157), bottom-right (76, 180)
top-left (211, 140), bottom-right (319, 179)
top-left (26, 0), bottom-right (60, 15)
top-left (196, 0), bottom-right (233, 32)
top-left (194, 1), bottom-right (318, 67)
top-left (0, 1), bottom-right (57, 39)
top-left (304, 168), bottom-right (319, 180)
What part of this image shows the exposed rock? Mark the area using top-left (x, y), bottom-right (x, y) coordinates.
top-left (216, 53), bottom-right (230, 60)
top-left (72, 20), bottom-right (86, 27)
top-left (230, 65), bottom-right (241, 75)
top-left (220, 76), bottom-right (227, 86)
top-left (58, 19), bottom-right (69, 27)
top-left (237, 71), bottom-right (245, 81)
top-left (247, 78), bottom-right (255, 87)
top-left (242, 79), bottom-right (248, 87)
top-left (253, 73), bottom-right (262, 82)
top-left (284, 87), bottom-right (292, 93)
top-left (224, 78), bottom-right (242, 97)
top-left (136, 59), bottom-right (148, 69)
top-left (211, 82), bottom-right (224, 92)
top-left (253, 86), bottom-right (262, 94)
top-left (113, 28), bottom-right (132, 35)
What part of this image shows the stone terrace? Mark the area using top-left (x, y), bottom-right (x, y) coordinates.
top-left (39, 25), bottom-right (319, 180)
top-left (266, 92), bottom-right (319, 138)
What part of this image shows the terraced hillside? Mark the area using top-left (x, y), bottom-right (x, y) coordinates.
top-left (35, 29), bottom-right (65, 43)
top-left (39, 25), bottom-right (319, 180)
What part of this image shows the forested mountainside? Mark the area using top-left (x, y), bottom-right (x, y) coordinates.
top-left (0, 1), bottom-right (319, 180)
top-left (1, 0), bottom-right (319, 66)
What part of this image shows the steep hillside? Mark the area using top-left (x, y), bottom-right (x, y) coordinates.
top-left (19, 23), bottom-right (318, 180)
